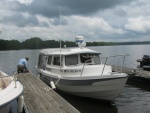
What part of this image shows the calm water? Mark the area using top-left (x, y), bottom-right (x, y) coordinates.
top-left (0, 45), bottom-right (150, 113)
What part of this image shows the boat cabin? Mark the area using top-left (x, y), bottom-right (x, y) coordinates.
top-left (38, 48), bottom-right (101, 69)
top-left (37, 48), bottom-right (112, 76)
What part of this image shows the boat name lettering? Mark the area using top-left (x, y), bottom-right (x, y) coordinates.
top-left (61, 70), bottom-right (81, 73)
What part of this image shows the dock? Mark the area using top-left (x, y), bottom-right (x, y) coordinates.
top-left (112, 66), bottom-right (150, 82)
top-left (17, 72), bottom-right (80, 113)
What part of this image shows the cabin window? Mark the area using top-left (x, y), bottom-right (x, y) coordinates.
top-left (80, 53), bottom-right (100, 64)
top-left (65, 54), bottom-right (78, 66)
top-left (47, 56), bottom-right (52, 65)
top-left (53, 56), bottom-right (63, 66)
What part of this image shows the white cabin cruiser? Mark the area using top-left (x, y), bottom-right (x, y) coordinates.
top-left (36, 36), bottom-right (128, 101)
top-left (0, 71), bottom-right (24, 113)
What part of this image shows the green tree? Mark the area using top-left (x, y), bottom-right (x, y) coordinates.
top-left (22, 37), bottom-right (42, 49)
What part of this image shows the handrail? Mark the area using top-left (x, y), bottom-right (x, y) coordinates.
top-left (0, 72), bottom-right (18, 88)
top-left (80, 54), bottom-right (129, 76)
top-left (100, 54), bottom-right (129, 74)
top-left (80, 59), bottom-right (92, 76)
top-left (100, 54), bottom-right (129, 59)
top-left (101, 58), bottom-right (108, 75)
top-left (13, 73), bottom-right (18, 88)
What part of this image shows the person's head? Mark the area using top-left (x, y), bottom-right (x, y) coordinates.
top-left (25, 57), bottom-right (29, 61)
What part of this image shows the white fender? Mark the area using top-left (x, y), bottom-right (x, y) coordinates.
top-left (18, 95), bottom-right (24, 113)
top-left (50, 81), bottom-right (56, 89)
top-left (37, 73), bottom-right (41, 79)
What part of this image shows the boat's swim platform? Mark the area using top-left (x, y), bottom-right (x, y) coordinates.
top-left (17, 72), bottom-right (80, 113)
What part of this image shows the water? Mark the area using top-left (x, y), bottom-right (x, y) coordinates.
top-left (0, 45), bottom-right (150, 113)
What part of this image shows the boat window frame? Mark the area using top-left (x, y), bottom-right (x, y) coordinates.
top-left (80, 53), bottom-right (101, 64)
top-left (65, 54), bottom-right (78, 66)
top-left (52, 55), bottom-right (63, 66)
top-left (47, 56), bottom-right (52, 66)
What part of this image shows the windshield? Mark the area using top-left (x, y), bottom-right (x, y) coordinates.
top-left (80, 53), bottom-right (101, 64)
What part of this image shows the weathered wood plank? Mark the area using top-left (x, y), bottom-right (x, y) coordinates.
top-left (17, 72), bottom-right (80, 113)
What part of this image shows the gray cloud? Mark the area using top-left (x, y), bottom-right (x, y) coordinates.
top-left (0, 13), bottom-right (39, 27)
top-left (14, 0), bottom-right (133, 18)
top-left (0, 0), bottom-right (150, 42)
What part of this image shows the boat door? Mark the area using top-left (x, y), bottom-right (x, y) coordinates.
top-left (38, 54), bottom-right (47, 70)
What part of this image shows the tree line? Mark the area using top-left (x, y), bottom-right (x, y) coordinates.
top-left (0, 37), bottom-right (150, 50)
top-left (0, 37), bottom-right (77, 50)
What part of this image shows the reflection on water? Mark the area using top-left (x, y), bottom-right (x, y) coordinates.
top-left (55, 90), bottom-right (117, 113)
top-left (115, 82), bottom-right (150, 113)
top-left (0, 45), bottom-right (150, 113)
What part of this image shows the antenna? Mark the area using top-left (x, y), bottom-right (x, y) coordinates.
top-left (59, 7), bottom-right (62, 69)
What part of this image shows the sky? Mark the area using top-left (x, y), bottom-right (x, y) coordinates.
top-left (0, 0), bottom-right (150, 42)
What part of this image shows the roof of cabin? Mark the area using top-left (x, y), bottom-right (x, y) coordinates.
top-left (40, 47), bottom-right (100, 55)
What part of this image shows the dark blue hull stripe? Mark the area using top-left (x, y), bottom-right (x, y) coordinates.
top-left (40, 74), bottom-right (127, 86)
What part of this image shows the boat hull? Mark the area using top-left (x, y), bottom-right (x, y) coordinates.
top-left (0, 71), bottom-right (24, 113)
top-left (40, 73), bottom-right (128, 101)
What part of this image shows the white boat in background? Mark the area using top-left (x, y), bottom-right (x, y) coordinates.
top-left (36, 36), bottom-right (129, 101)
top-left (0, 71), bottom-right (24, 113)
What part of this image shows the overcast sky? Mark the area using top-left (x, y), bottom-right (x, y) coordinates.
top-left (0, 0), bottom-right (150, 42)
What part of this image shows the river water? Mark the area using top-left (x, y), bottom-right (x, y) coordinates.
top-left (0, 45), bottom-right (150, 113)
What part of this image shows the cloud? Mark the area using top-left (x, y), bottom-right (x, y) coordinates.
top-left (125, 16), bottom-right (150, 33)
top-left (16, 0), bottom-right (33, 5)
top-left (12, 0), bottom-right (133, 18)
top-left (0, 13), bottom-right (39, 27)
top-left (6, 0), bottom-right (33, 5)
top-left (0, 0), bottom-right (150, 42)
top-left (0, 27), bottom-right (2, 34)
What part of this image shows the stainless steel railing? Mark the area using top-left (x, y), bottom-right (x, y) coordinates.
top-left (80, 54), bottom-right (129, 76)
top-left (100, 54), bottom-right (129, 75)
top-left (0, 72), bottom-right (18, 88)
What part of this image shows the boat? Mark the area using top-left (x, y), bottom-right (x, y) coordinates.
top-left (36, 36), bottom-right (129, 101)
top-left (0, 71), bottom-right (24, 113)
top-left (137, 55), bottom-right (150, 71)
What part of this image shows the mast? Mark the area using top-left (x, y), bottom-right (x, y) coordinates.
top-left (59, 7), bottom-right (62, 68)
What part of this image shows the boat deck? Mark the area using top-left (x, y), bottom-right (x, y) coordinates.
top-left (17, 72), bottom-right (79, 113)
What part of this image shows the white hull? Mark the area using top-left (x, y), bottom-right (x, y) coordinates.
top-left (40, 72), bottom-right (128, 101)
top-left (57, 77), bottom-right (127, 101)
top-left (0, 71), bottom-right (24, 113)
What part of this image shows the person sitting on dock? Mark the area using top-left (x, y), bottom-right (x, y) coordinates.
top-left (17, 57), bottom-right (29, 73)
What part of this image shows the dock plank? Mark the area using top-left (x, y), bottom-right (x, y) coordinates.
top-left (17, 72), bottom-right (79, 113)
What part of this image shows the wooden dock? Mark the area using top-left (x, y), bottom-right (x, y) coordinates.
top-left (112, 66), bottom-right (150, 82)
top-left (17, 72), bottom-right (80, 113)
